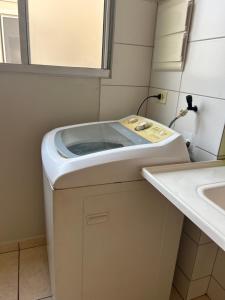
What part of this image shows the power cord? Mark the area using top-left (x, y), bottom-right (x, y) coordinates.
top-left (136, 94), bottom-right (162, 115)
top-left (169, 109), bottom-right (188, 128)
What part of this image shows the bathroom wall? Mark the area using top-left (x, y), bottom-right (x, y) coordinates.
top-left (0, 74), bottom-right (100, 243)
top-left (100, 0), bottom-right (157, 120)
top-left (148, 1), bottom-right (225, 299)
top-left (173, 219), bottom-right (218, 299)
top-left (208, 248), bottom-right (225, 299)
top-left (148, 0), bottom-right (225, 162)
top-left (0, 0), bottom-right (157, 243)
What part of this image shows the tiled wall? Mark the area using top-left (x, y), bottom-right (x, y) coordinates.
top-left (0, 0), bottom-right (158, 244)
top-left (99, 0), bottom-right (157, 120)
top-left (148, 1), bottom-right (225, 299)
top-left (208, 248), bottom-right (225, 300)
top-left (174, 219), bottom-right (218, 299)
top-left (148, 0), bottom-right (225, 162)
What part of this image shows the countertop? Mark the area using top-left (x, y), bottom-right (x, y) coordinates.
top-left (142, 160), bottom-right (225, 250)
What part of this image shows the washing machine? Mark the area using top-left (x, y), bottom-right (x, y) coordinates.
top-left (42, 115), bottom-right (190, 300)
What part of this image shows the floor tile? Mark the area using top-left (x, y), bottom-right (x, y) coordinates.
top-left (19, 246), bottom-right (51, 300)
top-left (0, 251), bottom-right (18, 300)
top-left (0, 241), bottom-right (19, 254)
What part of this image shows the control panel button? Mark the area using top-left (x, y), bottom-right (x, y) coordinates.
top-left (128, 118), bottom-right (138, 124)
top-left (159, 130), bottom-right (166, 136)
top-left (135, 121), bottom-right (152, 131)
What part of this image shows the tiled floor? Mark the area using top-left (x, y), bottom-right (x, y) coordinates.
top-left (0, 246), bottom-right (210, 300)
top-left (0, 245), bottom-right (52, 300)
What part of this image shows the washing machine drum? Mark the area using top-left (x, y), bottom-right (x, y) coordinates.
top-left (55, 122), bottom-right (150, 158)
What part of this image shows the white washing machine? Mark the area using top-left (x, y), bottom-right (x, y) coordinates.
top-left (42, 115), bottom-right (190, 300)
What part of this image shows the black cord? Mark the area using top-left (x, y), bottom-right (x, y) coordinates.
top-left (169, 117), bottom-right (178, 128)
top-left (136, 94), bottom-right (162, 115)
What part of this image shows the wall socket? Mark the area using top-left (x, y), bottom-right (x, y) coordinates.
top-left (159, 91), bottom-right (168, 104)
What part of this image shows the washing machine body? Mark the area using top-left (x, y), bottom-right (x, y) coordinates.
top-left (42, 116), bottom-right (190, 300)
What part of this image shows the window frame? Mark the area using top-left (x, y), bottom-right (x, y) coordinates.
top-left (0, 0), bottom-right (114, 77)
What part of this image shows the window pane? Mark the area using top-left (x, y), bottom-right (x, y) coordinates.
top-left (2, 16), bottom-right (21, 63)
top-left (0, 0), bottom-right (21, 64)
top-left (28, 0), bottom-right (105, 69)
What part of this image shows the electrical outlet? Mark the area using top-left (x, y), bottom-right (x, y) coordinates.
top-left (159, 91), bottom-right (168, 104)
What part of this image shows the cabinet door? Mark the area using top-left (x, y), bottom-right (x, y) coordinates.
top-left (83, 181), bottom-right (183, 300)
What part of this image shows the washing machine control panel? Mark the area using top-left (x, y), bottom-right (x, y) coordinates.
top-left (121, 116), bottom-right (174, 143)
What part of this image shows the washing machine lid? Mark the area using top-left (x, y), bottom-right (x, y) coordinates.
top-left (55, 122), bottom-right (150, 158)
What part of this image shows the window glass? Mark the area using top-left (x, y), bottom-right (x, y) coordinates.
top-left (27, 0), bottom-right (105, 69)
top-left (0, 0), bottom-right (21, 64)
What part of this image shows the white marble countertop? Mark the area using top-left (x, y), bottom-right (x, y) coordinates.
top-left (142, 160), bottom-right (225, 250)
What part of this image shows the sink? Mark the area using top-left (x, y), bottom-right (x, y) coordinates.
top-left (142, 160), bottom-right (225, 250)
top-left (198, 182), bottom-right (225, 213)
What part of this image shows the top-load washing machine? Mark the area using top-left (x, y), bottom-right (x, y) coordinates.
top-left (42, 115), bottom-right (190, 300)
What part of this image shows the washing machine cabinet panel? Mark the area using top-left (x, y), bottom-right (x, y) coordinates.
top-left (48, 179), bottom-right (183, 300)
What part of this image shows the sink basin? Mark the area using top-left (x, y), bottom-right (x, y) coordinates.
top-left (198, 182), bottom-right (225, 213)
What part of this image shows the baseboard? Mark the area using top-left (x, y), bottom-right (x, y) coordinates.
top-left (0, 235), bottom-right (46, 254)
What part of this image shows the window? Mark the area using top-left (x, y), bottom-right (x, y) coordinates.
top-left (1, 15), bottom-right (21, 63)
top-left (0, 0), bottom-right (21, 63)
top-left (0, 0), bottom-right (113, 76)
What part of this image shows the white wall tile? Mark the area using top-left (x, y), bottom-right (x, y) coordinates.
top-left (173, 267), bottom-right (210, 300)
top-left (194, 296), bottom-right (211, 300)
top-left (183, 218), bottom-right (212, 245)
top-left (181, 39), bottom-right (225, 99)
top-left (192, 243), bottom-right (218, 280)
top-left (187, 277), bottom-right (210, 300)
top-left (218, 128), bottom-right (225, 159)
top-left (0, 74), bottom-right (100, 243)
top-left (174, 93), bottom-right (225, 156)
top-left (191, 147), bottom-right (217, 163)
top-left (177, 233), bottom-right (197, 279)
top-left (173, 267), bottom-right (190, 299)
top-left (183, 218), bottom-right (201, 243)
top-left (114, 0), bottom-right (157, 46)
top-left (170, 287), bottom-right (183, 300)
top-left (208, 277), bottom-right (225, 300)
top-left (190, 0), bottom-right (225, 42)
top-left (99, 86), bottom-right (148, 120)
top-left (102, 44), bottom-right (152, 86)
top-left (212, 249), bottom-right (225, 289)
top-left (147, 88), bottom-right (179, 126)
top-left (199, 232), bottom-right (213, 245)
top-left (150, 70), bottom-right (182, 91)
